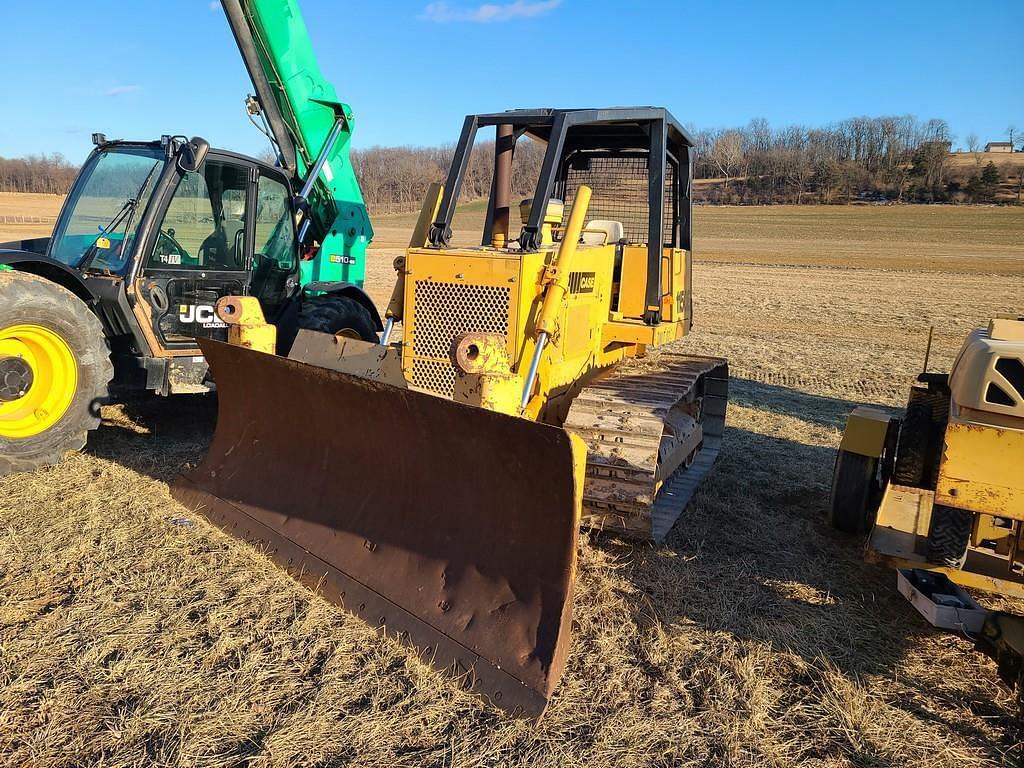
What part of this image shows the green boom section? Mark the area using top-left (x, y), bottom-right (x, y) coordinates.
top-left (228, 0), bottom-right (372, 287)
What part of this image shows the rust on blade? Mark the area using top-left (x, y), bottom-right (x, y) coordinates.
top-left (287, 330), bottom-right (408, 388)
top-left (171, 337), bottom-right (581, 718)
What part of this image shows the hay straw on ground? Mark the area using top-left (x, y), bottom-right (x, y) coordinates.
top-left (1, 253), bottom-right (1021, 766)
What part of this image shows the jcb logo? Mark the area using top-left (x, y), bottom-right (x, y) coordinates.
top-left (568, 271), bottom-right (596, 294)
top-left (178, 304), bottom-right (226, 329)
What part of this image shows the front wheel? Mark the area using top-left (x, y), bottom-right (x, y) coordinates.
top-left (0, 271), bottom-right (113, 475)
top-left (829, 448), bottom-right (881, 534)
top-left (297, 295), bottom-right (378, 342)
top-left (893, 402), bottom-right (930, 487)
top-left (927, 505), bottom-right (973, 569)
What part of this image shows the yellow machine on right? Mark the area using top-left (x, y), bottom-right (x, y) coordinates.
top-left (832, 317), bottom-right (1024, 697)
top-left (833, 316), bottom-right (1023, 582)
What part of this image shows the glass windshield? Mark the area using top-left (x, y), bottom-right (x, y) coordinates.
top-left (50, 146), bottom-right (165, 272)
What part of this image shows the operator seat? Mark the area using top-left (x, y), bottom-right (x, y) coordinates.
top-left (199, 198), bottom-right (245, 269)
top-left (582, 219), bottom-right (625, 246)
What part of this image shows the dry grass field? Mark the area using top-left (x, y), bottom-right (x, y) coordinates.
top-left (0, 192), bottom-right (62, 240)
top-left (948, 151), bottom-right (1024, 170)
top-left (1, 195), bottom-right (1023, 767)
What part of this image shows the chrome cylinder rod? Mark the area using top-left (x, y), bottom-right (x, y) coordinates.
top-left (298, 119), bottom-right (344, 201)
top-left (296, 118), bottom-right (345, 243)
top-left (520, 333), bottom-right (548, 411)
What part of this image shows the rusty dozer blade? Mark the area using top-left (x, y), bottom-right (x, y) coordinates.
top-left (171, 337), bottom-right (585, 719)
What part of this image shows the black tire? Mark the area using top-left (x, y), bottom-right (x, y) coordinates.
top-left (829, 448), bottom-right (880, 534)
top-left (893, 401), bottom-right (930, 487)
top-left (927, 505), bottom-right (973, 568)
top-left (297, 294), bottom-right (377, 342)
top-left (0, 271), bottom-right (112, 475)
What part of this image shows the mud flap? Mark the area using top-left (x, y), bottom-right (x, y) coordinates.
top-left (172, 337), bottom-right (585, 719)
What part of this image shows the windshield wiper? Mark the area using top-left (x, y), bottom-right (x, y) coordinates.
top-left (77, 162), bottom-right (160, 272)
top-left (76, 200), bottom-right (133, 271)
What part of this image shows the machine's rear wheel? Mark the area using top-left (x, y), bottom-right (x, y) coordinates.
top-left (0, 271), bottom-right (112, 475)
top-left (893, 402), bottom-right (930, 487)
top-left (297, 295), bottom-right (377, 342)
top-left (927, 505), bottom-right (973, 568)
top-left (829, 448), bottom-right (880, 534)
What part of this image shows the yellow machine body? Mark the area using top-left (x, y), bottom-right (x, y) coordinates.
top-left (834, 317), bottom-right (1024, 596)
top-left (935, 421), bottom-right (1024, 520)
top-left (838, 406), bottom-right (891, 457)
top-left (399, 241), bottom-right (691, 421)
top-left (934, 320), bottom-right (1024, 521)
top-left (866, 484), bottom-right (1024, 598)
top-left (216, 296), bottom-right (277, 354)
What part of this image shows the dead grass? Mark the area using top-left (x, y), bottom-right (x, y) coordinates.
top-left (0, 192), bottom-right (63, 241)
top-left (0, 191), bottom-right (63, 219)
top-left (948, 152), bottom-right (1024, 169)
top-left (0, 197), bottom-right (1022, 766)
top-left (692, 204), bottom-right (1024, 274)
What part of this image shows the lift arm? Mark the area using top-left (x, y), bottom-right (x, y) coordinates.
top-left (220, 0), bottom-right (372, 286)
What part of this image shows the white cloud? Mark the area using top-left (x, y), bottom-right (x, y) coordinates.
top-left (209, 1), bottom-right (220, 10)
top-left (421, 0), bottom-right (561, 23)
top-left (103, 85), bottom-right (143, 97)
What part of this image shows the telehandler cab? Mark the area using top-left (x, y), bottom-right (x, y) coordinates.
top-left (0, 0), bottom-right (378, 474)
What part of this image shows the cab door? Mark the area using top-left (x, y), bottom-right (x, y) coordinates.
top-left (138, 154), bottom-right (255, 351)
top-left (249, 168), bottom-right (299, 322)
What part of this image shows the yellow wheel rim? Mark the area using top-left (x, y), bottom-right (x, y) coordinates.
top-left (0, 324), bottom-right (78, 439)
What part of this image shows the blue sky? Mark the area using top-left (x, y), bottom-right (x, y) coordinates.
top-left (1, 0), bottom-right (1021, 162)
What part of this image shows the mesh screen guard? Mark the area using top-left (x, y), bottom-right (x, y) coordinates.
top-left (555, 154), bottom-right (677, 245)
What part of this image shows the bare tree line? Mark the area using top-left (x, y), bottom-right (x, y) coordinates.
top-left (3, 114), bottom-right (1019, 208)
top-left (356, 115), bottom-right (1020, 209)
top-left (691, 115), bottom-right (1015, 204)
top-left (0, 154), bottom-right (79, 195)
top-left (351, 139), bottom-right (546, 214)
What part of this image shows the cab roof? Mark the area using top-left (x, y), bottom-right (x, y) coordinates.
top-left (468, 107), bottom-right (694, 150)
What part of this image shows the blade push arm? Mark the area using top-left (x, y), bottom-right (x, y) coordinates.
top-left (220, 0), bottom-right (372, 285)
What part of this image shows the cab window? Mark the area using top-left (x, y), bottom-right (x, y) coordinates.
top-left (149, 160), bottom-right (249, 270)
top-left (254, 174), bottom-right (295, 270)
top-left (249, 173), bottom-right (297, 315)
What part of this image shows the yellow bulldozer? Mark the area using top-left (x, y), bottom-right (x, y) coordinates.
top-left (172, 108), bottom-right (728, 717)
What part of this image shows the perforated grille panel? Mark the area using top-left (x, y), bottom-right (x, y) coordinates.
top-left (409, 280), bottom-right (512, 396)
top-left (556, 155), bottom-right (676, 245)
top-left (411, 358), bottom-right (458, 398)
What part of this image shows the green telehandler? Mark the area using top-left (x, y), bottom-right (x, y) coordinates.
top-left (0, 0), bottom-right (378, 474)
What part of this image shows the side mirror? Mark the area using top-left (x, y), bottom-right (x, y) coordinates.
top-left (177, 137), bottom-right (210, 172)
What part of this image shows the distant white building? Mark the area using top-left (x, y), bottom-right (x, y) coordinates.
top-left (985, 142), bottom-right (1013, 153)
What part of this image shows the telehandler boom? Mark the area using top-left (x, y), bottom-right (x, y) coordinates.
top-left (0, 0), bottom-right (376, 474)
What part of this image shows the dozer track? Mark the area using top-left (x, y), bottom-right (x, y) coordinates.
top-left (565, 354), bottom-right (728, 542)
